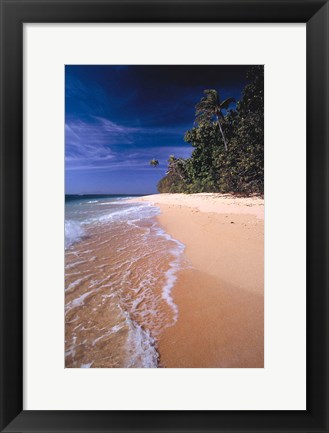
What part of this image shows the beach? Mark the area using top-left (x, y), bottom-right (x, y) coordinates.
top-left (65, 193), bottom-right (263, 368)
top-left (130, 193), bottom-right (264, 368)
top-left (65, 195), bottom-right (185, 368)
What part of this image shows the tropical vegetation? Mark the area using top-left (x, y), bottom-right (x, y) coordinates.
top-left (152, 66), bottom-right (264, 196)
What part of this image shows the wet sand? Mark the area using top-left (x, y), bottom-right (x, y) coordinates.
top-left (65, 212), bottom-right (178, 368)
top-left (133, 194), bottom-right (264, 368)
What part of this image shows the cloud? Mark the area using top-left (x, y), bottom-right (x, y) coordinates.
top-left (93, 116), bottom-right (187, 136)
top-left (65, 115), bottom-right (191, 172)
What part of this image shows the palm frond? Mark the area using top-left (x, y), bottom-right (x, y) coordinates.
top-left (220, 97), bottom-right (235, 110)
top-left (204, 89), bottom-right (220, 104)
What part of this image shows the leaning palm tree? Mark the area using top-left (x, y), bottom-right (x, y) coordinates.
top-left (166, 155), bottom-right (185, 181)
top-left (195, 89), bottom-right (235, 151)
top-left (150, 159), bottom-right (159, 168)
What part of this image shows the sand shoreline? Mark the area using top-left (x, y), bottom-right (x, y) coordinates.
top-left (130, 193), bottom-right (264, 368)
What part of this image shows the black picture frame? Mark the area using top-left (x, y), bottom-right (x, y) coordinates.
top-left (0, 1), bottom-right (328, 432)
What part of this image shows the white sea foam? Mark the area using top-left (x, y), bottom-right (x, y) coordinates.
top-left (87, 200), bottom-right (98, 204)
top-left (95, 203), bottom-right (159, 224)
top-left (92, 324), bottom-right (124, 346)
top-left (65, 288), bottom-right (96, 312)
top-left (65, 220), bottom-right (85, 248)
top-left (65, 259), bottom-right (88, 269)
top-left (80, 362), bottom-right (93, 368)
top-left (65, 274), bottom-right (93, 292)
top-left (153, 225), bottom-right (185, 324)
top-left (96, 202), bottom-right (127, 206)
top-left (122, 309), bottom-right (159, 368)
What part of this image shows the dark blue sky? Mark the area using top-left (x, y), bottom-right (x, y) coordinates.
top-left (65, 65), bottom-right (251, 194)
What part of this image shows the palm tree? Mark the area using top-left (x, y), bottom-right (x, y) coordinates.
top-left (195, 89), bottom-right (235, 151)
top-left (150, 159), bottom-right (159, 168)
top-left (166, 155), bottom-right (185, 181)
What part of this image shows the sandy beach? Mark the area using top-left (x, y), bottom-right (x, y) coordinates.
top-left (131, 193), bottom-right (264, 368)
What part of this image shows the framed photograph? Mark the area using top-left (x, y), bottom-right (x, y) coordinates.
top-left (0, 0), bottom-right (328, 432)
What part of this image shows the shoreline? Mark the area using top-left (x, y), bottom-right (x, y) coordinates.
top-left (130, 193), bottom-right (264, 368)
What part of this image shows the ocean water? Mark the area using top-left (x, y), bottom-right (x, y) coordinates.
top-left (65, 195), bottom-right (185, 368)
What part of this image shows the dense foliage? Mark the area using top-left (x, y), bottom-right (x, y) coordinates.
top-left (156, 66), bottom-right (264, 195)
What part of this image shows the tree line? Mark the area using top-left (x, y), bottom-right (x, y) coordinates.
top-left (150, 66), bottom-right (264, 196)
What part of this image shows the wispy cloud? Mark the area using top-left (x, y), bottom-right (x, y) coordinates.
top-left (65, 115), bottom-right (191, 171)
top-left (93, 116), bottom-right (187, 136)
